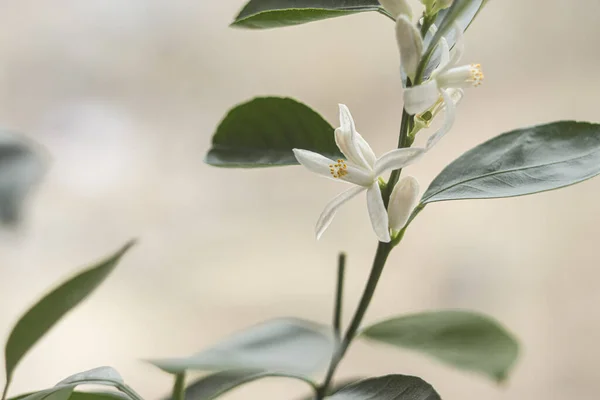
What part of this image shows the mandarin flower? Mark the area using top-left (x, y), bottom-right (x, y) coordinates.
top-left (403, 25), bottom-right (484, 116)
top-left (293, 105), bottom-right (424, 242)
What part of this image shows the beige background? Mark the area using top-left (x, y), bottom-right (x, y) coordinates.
top-left (1, 0), bottom-right (600, 399)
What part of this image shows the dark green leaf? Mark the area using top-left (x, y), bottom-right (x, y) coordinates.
top-left (20, 387), bottom-right (76, 400)
top-left (361, 311), bottom-right (519, 382)
top-left (3, 242), bottom-right (136, 398)
top-left (295, 377), bottom-right (361, 400)
top-left (166, 369), bottom-right (315, 400)
top-left (421, 121), bottom-right (600, 204)
top-left (68, 393), bottom-right (128, 400)
top-left (232, 0), bottom-right (384, 29)
top-left (206, 97), bottom-right (342, 168)
top-left (10, 392), bottom-right (127, 400)
top-left (327, 375), bottom-right (440, 400)
top-left (147, 318), bottom-right (334, 377)
top-left (0, 131), bottom-right (46, 226)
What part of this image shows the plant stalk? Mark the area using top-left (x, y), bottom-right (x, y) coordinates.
top-left (316, 242), bottom-right (392, 399)
top-left (172, 373), bottom-right (186, 400)
top-left (333, 253), bottom-right (346, 342)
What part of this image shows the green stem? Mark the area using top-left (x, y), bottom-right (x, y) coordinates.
top-left (316, 242), bottom-right (393, 399)
top-left (384, 109), bottom-right (412, 206)
top-left (1, 381), bottom-right (9, 400)
top-left (333, 253), bottom-right (346, 342)
top-left (172, 373), bottom-right (186, 400)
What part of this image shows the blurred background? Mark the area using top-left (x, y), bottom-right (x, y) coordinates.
top-left (1, 0), bottom-right (600, 399)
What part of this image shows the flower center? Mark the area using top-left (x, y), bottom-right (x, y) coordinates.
top-left (329, 159), bottom-right (348, 179)
top-left (438, 63), bottom-right (484, 88)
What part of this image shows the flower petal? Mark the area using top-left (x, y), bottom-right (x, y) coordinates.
top-left (355, 132), bottom-right (377, 169)
top-left (367, 183), bottom-right (391, 243)
top-left (293, 149), bottom-right (335, 179)
top-left (379, 0), bottom-right (412, 19)
top-left (374, 147), bottom-right (425, 176)
top-left (340, 163), bottom-right (375, 187)
top-left (335, 105), bottom-right (371, 170)
top-left (403, 80), bottom-right (440, 115)
top-left (432, 37), bottom-right (451, 75)
top-left (388, 176), bottom-right (420, 231)
top-left (425, 89), bottom-right (456, 150)
top-left (315, 185), bottom-right (366, 240)
top-left (447, 23), bottom-right (465, 70)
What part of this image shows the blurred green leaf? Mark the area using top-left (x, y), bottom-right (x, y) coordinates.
top-left (327, 375), bottom-right (440, 400)
top-left (206, 97), bottom-right (342, 168)
top-left (148, 318), bottom-right (334, 377)
top-left (421, 121), bottom-right (600, 204)
top-left (361, 311), bottom-right (519, 382)
top-left (232, 0), bottom-right (384, 29)
top-left (3, 242), bottom-right (136, 399)
top-left (166, 369), bottom-right (315, 400)
top-left (56, 367), bottom-right (124, 387)
top-left (10, 392), bottom-right (127, 400)
top-left (19, 386), bottom-right (76, 400)
top-left (0, 131), bottom-right (46, 226)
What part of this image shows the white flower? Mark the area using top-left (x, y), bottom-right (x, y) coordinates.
top-left (388, 176), bottom-right (420, 233)
top-left (379, 0), bottom-right (412, 19)
top-left (403, 25), bottom-right (483, 116)
top-left (419, 87), bottom-right (463, 150)
top-left (293, 105), bottom-right (425, 243)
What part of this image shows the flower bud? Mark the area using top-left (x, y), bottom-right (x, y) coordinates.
top-left (379, 0), bottom-right (412, 20)
top-left (395, 16), bottom-right (423, 80)
top-left (388, 176), bottom-right (420, 232)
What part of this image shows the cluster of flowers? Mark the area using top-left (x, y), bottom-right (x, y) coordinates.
top-left (293, 0), bottom-right (484, 243)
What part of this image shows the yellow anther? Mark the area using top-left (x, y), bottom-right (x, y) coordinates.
top-left (470, 63), bottom-right (484, 87)
top-left (329, 159), bottom-right (348, 178)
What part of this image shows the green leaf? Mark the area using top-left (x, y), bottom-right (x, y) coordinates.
top-left (10, 392), bottom-right (127, 400)
top-left (147, 318), bottom-right (334, 377)
top-left (166, 369), bottom-right (315, 400)
top-left (56, 367), bottom-right (124, 387)
top-left (295, 378), bottom-right (362, 400)
top-left (232, 0), bottom-right (384, 29)
top-left (3, 242), bottom-right (136, 398)
top-left (0, 131), bottom-right (46, 226)
top-left (361, 311), bottom-right (519, 382)
top-left (327, 375), bottom-right (440, 400)
top-left (421, 121), bottom-right (600, 204)
top-left (205, 97), bottom-right (342, 168)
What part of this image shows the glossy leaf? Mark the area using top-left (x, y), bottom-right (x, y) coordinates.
top-left (0, 131), bottom-right (46, 226)
top-left (327, 375), bottom-right (440, 400)
top-left (168, 369), bottom-right (315, 400)
top-left (10, 392), bottom-right (127, 400)
top-left (206, 97), bottom-right (342, 168)
top-left (3, 242), bottom-right (136, 398)
top-left (232, 0), bottom-right (384, 29)
top-left (421, 121), bottom-right (600, 204)
top-left (148, 318), bottom-right (334, 377)
top-left (361, 311), bottom-right (519, 382)
top-left (56, 367), bottom-right (124, 387)
top-left (296, 378), bottom-right (361, 400)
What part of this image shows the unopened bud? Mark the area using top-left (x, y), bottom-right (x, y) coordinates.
top-left (395, 16), bottom-right (423, 80)
top-left (388, 176), bottom-right (420, 232)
